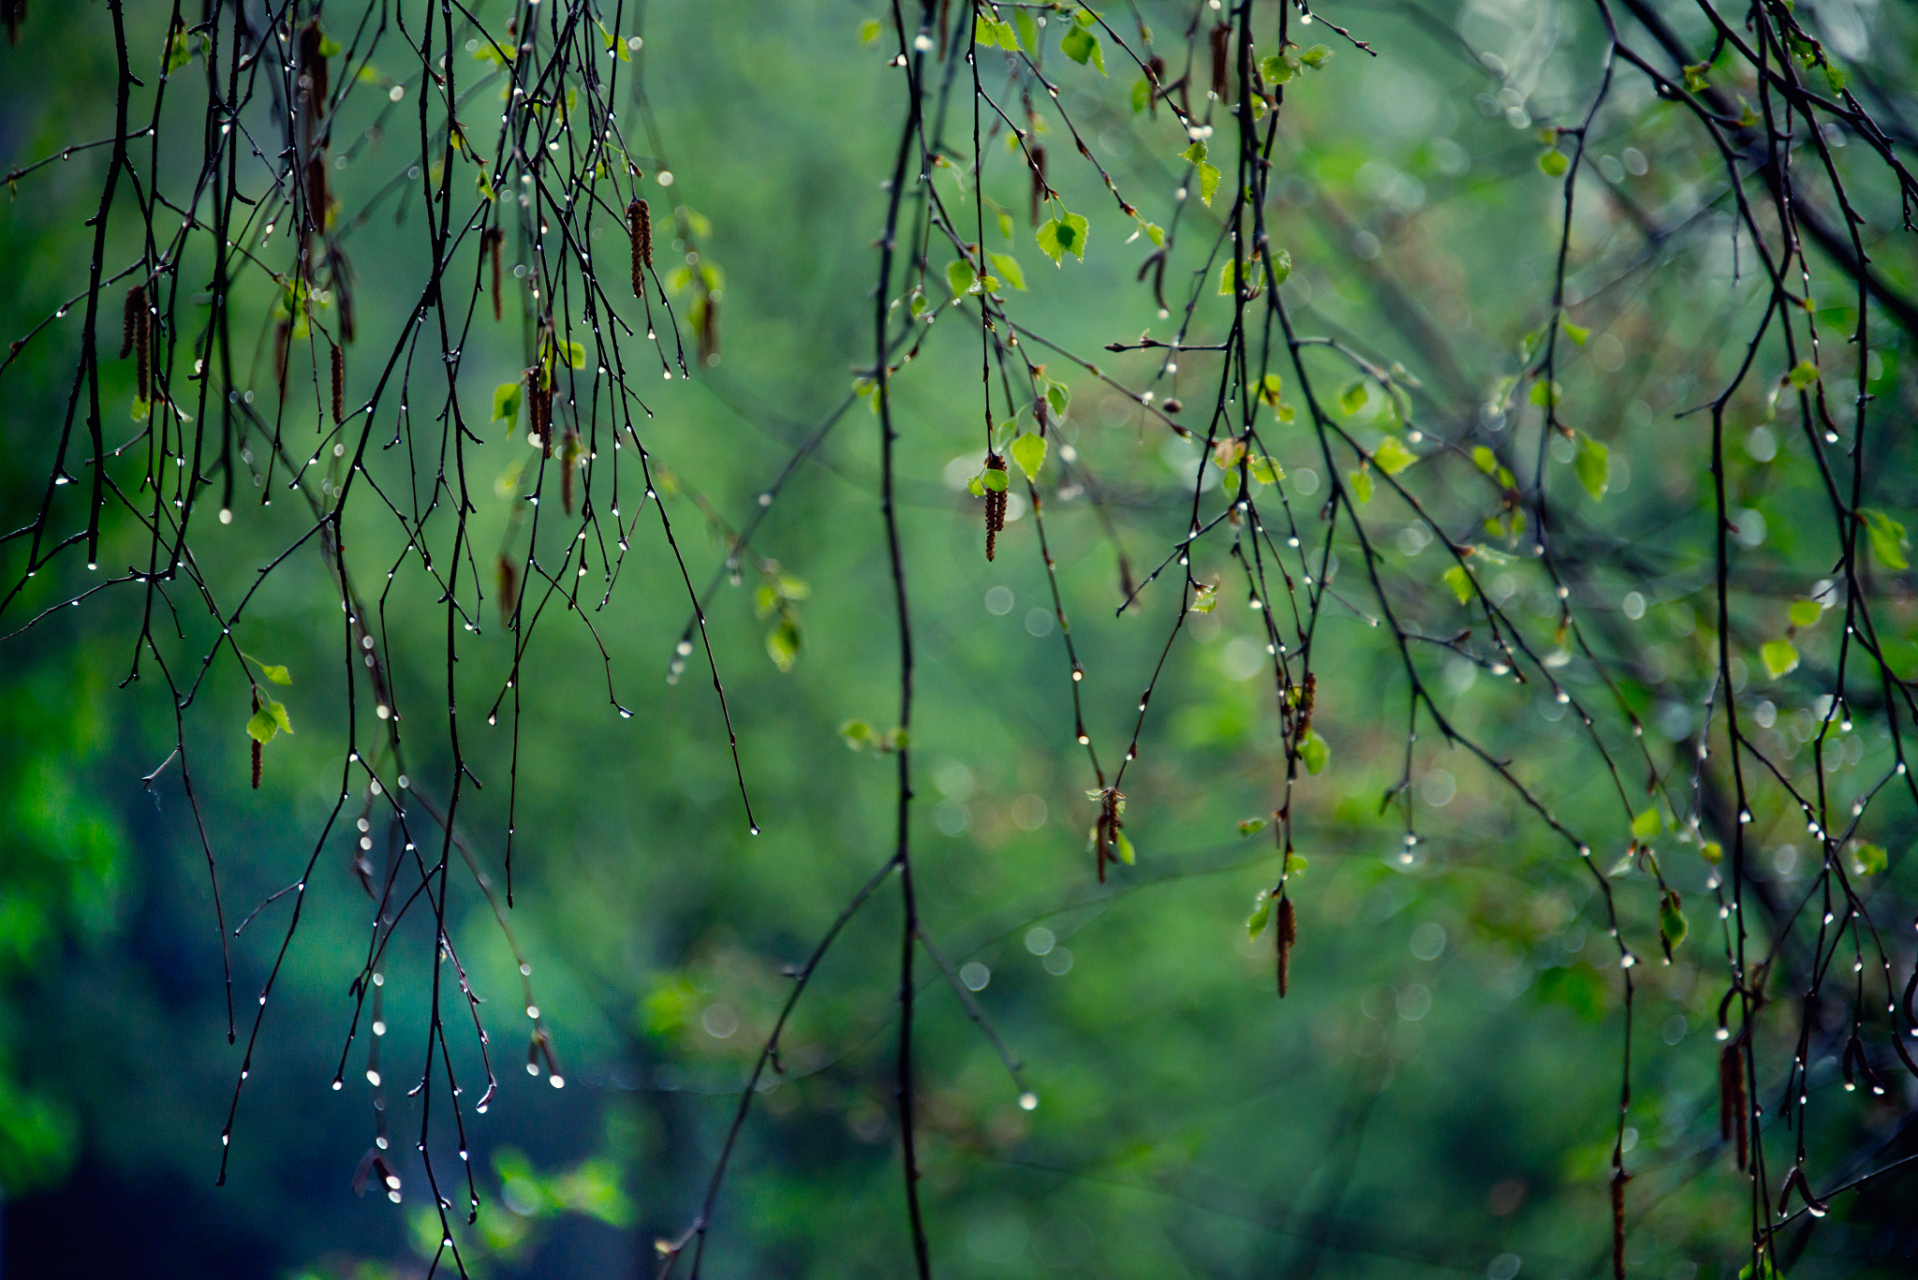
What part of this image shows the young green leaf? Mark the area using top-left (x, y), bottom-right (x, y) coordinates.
top-left (1238, 817), bottom-right (1267, 837)
top-left (1338, 380), bottom-right (1369, 416)
top-left (1260, 53), bottom-right (1295, 84)
top-left (1539, 148), bottom-right (1569, 177)
top-left (1787, 599), bottom-right (1822, 628)
top-left (1259, 374), bottom-right (1284, 407)
top-left (1787, 359), bottom-right (1820, 389)
top-left (1860, 508), bottom-right (1909, 570)
top-left (1046, 381), bottom-right (1070, 420)
top-left (1284, 852), bottom-right (1309, 876)
top-left (1760, 638), bottom-right (1800, 679)
top-left (1298, 729), bottom-right (1330, 775)
top-left (1852, 842), bottom-right (1888, 875)
top-left (1013, 10), bottom-right (1039, 52)
top-left (1348, 469), bottom-right (1374, 504)
top-left (1059, 22), bottom-right (1105, 73)
top-left (1268, 248), bottom-right (1292, 287)
top-left (1659, 894), bottom-right (1688, 950)
top-left (246, 654), bottom-right (293, 686)
top-left (1373, 436), bottom-right (1415, 476)
top-left (946, 258), bottom-right (978, 298)
top-left (1035, 212), bottom-right (1089, 265)
top-left (839, 720), bottom-right (873, 750)
top-left (493, 382), bottom-right (523, 427)
top-left (1131, 77), bottom-right (1151, 113)
top-left (1247, 890), bottom-right (1273, 939)
top-left (981, 467), bottom-right (1010, 493)
top-left (1010, 431), bottom-right (1046, 480)
top-left (1700, 841), bottom-right (1723, 865)
top-left (987, 251), bottom-right (1026, 291)
top-left (1472, 445), bottom-right (1498, 475)
top-left (1298, 44), bottom-right (1333, 68)
top-left (1442, 564), bottom-right (1471, 604)
top-left (1574, 433), bottom-right (1609, 501)
top-left (1248, 455), bottom-right (1284, 486)
top-left (1563, 321), bottom-right (1590, 345)
top-left (1114, 829), bottom-right (1136, 864)
top-left (1631, 809), bottom-right (1661, 840)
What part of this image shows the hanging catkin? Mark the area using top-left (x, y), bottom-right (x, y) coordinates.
top-left (1609, 1169), bottom-right (1628, 1280)
top-left (1209, 24), bottom-right (1231, 99)
top-left (1276, 895), bottom-right (1297, 997)
top-left (1028, 147), bottom-right (1047, 226)
top-left (330, 344), bottom-right (344, 424)
top-left (628, 198), bottom-right (652, 296)
top-left (530, 374), bottom-right (553, 460)
top-left (1719, 1041), bottom-right (1748, 1168)
top-left (250, 690), bottom-right (263, 789)
top-left (483, 228), bottom-right (504, 322)
top-left (120, 285), bottom-right (140, 359)
top-left (984, 454), bottom-right (1008, 560)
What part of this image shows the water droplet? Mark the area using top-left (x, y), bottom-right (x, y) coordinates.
top-left (1019, 1091), bottom-right (1038, 1111)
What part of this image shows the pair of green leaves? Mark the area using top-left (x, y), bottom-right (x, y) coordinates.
top-left (1860, 508), bottom-right (1909, 571)
top-left (1258, 43), bottom-right (1332, 86)
top-left (243, 654), bottom-right (295, 744)
top-left (1179, 141), bottom-right (1223, 207)
top-left (1036, 211), bottom-right (1090, 265)
top-left (1059, 10), bottom-right (1105, 73)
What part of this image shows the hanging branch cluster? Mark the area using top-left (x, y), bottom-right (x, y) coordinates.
top-left (5, 0), bottom-right (1918, 1276)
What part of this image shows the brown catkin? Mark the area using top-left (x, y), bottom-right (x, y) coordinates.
top-left (1144, 56), bottom-right (1165, 116)
top-left (330, 344), bottom-right (344, 424)
top-left (561, 429), bottom-right (579, 515)
top-left (1719, 1042), bottom-right (1748, 1168)
top-left (3, 0), bottom-right (24, 47)
top-left (1277, 895), bottom-right (1297, 997)
top-left (120, 285), bottom-right (140, 359)
top-left (299, 21), bottom-right (329, 114)
top-left (984, 454), bottom-right (1008, 561)
top-left (250, 690), bottom-right (263, 789)
top-left (132, 289), bottom-right (151, 403)
top-left (530, 376), bottom-right (553, 459)
top-left (1209, 23), bottom-right (1231, 99)
top-left (496, 554), bottom-right (519, 628)
top-left (1028, 146), bottom-right (1047, 226)
top-left (307, 157), bottom-right (328, 233)
top-left (628, 198), bottom-right (652, 295)
top-left (482, 228), bottom-right (504, 322)
top-left (1610, 1169), bottom-right (1628, 1280)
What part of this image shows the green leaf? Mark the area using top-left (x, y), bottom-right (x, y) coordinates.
top-left (1041, 385), bottom-right (1070, 427)
top-left (1131, 77), bottom-right (1151, 114)
top-left (1113, 829), bottom-right (1136, 864)
top-left (1563, 321), bottom-right (1590, 346)
top-left (317, 33), bottom-right (342, 58)
top-left (1284, 852), bottom-right (1309, 876)
top-left (246, 654), bottom-right (293, 686)
top-left (1348, 469), bottom-right (1374, 505)
top-left (987, 251), bottom-right (1026, 291)
top-left (1060, 23), bottom-right (1105, 73)
top-left (1761, 639), bottom-right (1800, 678)
top-left (981, 467), bottom-right (1009, 493)
top-left (1238, 818), bottom-right (1267, 837)
top-left (1268, 247), bottom-right (1292, 287)
top-left (1472, 445), bottom-right (1497, 475)
top-left (1248, 455), bottom-right (1283, 485)
top-left (1442, 564), bottom-right (1471, 604)
top-left (1660, 894), bottom-right (1688, 950)
top-left (1631, 809), bottom-right (1661, 840)
top-left (247, 697), bottom-right (295, 744)
top-left (1192, 581), bottom-right (1218, 613)
top-left (946, 258), bottom-right (978, 298)
top-left (1217, 257), bottom-right (1265, 298)
top-left (1539, 148), bottom-right (1569, 177)
top-left (493, 382), bottom-right (523, 429)
top-left (839, 720), bottom-right (873, 750)
top-left (1860, 508), bottom-right (1909, 570)
top-left (1787, 359), bottom-right (1820, 389)
top-left (857, 19), bottom-right (882, 45)
top-left (1853, 842), bottom-right (1888, 875)
top-left (1682, 62), bottom-right (1710, 93)
top-left (1788, 599), bottom-right (1822, 628)
top-left (1298, 729), bottom-right (1329, 775)
top-left (767, 618), bottom-right (802, 673)
top-left (1529, 378), bottom-right (1562, 408)
top-left (1373, 436), bottom-right (1415, 476)
top-left (165, 28), bottom-right (193, 74)
top-left (1247, 890), bottom-right (1273, 939)
top-left (563, 339), bottom-right (586, 369)
top-left (1013, 10), bottom-right (1039, 53)
top-left (1010, 432), bottom-right (1047, 480)
top-left (1260, 53), bottom-right (1295, 85)
top-left (1574, 433), bottom-right (1609, 501)
top-left (967, 475), bottom-right (986, 498)
top-left (1338, 380), bottom-right (1369, 416)
top-left (1259, 374), bottom-right (1284, 407)
top-left (1298, 44), bottom-right (1333, 68)
top-left (1035, 212), bottom-right (1089, 265)
top-left (1700, 840), bottom-right (1723, 865)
